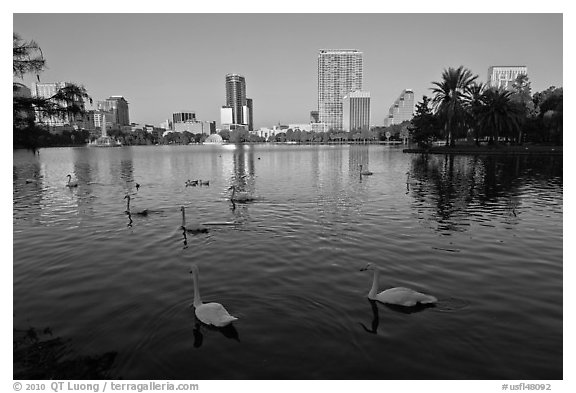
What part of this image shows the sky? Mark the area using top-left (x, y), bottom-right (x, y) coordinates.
top-left (12, 12), bottom-right (563, 129)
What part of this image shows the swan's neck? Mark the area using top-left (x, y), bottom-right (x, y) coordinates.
top-left (126, 198), bottom-right (130, 210)
top-left (181, 209), bottom-right (186, 228)
top-left (191, 268), bottom-right (202, 307)
top-left (368, 269), bottom-right (380, 299)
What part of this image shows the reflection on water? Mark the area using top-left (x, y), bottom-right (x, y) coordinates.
top-left (13, 145), bottom-right (562, 379)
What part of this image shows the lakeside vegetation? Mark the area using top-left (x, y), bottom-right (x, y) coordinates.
top-left (409, 66), bottom-right (562, 150)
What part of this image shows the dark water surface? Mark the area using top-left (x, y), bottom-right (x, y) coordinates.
top-left (13, 145), bottom-right (563, 379)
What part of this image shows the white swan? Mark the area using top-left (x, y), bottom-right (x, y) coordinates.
top-left (180, 206), bottom-right (208, 233)
top-left (124, 195), bottom-right (149, 216)
top-left (360, 263), bottom-right (437, 307)
top-left (66, 174), bottom-right (78, 187)
top-left (359, 165), bottom-right (373, 176)
top-left (228, 185), bottom-right (255, 202)
top-left (190, 264), bottom-right (238, 327)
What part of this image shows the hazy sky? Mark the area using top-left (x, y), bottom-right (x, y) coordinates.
top-left (13, 13), bottom-right (563, 128)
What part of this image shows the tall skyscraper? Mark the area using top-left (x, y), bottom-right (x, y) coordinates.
top-left (317, 49), bottom-right (363, 131)
top-left (246, 98), bottom-right (253, 131)
top-left (225, 74), bottom-right (247, 125)
top-left (384, 89), bottom-right (415, 126)
top-left (343, 91), bottom-right (371, 132)
top-left (97, 96), bottom-right (130, 126)
top-left (487, 66), bottom-right (528, 89)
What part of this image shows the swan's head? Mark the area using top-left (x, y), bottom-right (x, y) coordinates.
top-left (67, 174), bottom-right (71, 179)
top-left (124, 194), bottom-right (130, 200)
top-left (180, 206), bottom-right (185, 212)
top-left (360, 263), bottom-right (377, 271)
top-left (189, 264), bottom-right (199, 274)
top-left (228, 185), bottom-right (236, 191)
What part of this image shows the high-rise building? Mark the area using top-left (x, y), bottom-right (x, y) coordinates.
top-left (31, 82), bottom-right (86, 127)
top-left (384, 89), bottom-right (415, 126)
top-left (220, 107), bottom-right (233, 126)
top-left (487, 66), bottom-right (528, 90)
top-left (317, 49), bottom-right (363, 131)
top-left (246, 98), bottom-right (253, 131)
top-left (225, 74), bottom-right (247, 125)
top-left (97, 96), bottom-right (130, 126)
top-left (172, 111), bottom-right (196, 125)
top-left (343, 91), bottom-right (371, 132)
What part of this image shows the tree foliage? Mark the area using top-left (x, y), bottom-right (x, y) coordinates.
top-left (431, 66), bottom-right (478, 146)
top-left (13, 32), bottom-right (92, 148)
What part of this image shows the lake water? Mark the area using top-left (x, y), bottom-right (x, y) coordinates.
top-left (13, 144), bottom-right (563, 379)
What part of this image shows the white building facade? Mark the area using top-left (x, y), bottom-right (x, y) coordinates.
top-left (317, 49), bottom-right (363, 131)
top-left (487, 66), bottom-right (528, 89)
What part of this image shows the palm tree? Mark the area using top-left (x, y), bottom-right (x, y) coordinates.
top-left (477, 88), bottom-right (523, 145)
top-left (431, 66), bottom-right (478, 147)
top-left (464, 82), bottom-right (487, 145)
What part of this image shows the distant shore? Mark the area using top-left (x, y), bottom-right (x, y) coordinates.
top-left (403, 145), bottom-right (563, 155)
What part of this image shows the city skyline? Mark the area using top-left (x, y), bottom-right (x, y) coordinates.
top-left (12, 13), bottom-right (563, 129)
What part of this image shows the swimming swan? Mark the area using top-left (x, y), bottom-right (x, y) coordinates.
top-left (190, 264), bottom-right (238, 327)
top-left (180, 206), bottom-right (208, 233)
top-left (359, 165), bottom-right (373, 176)
top-left (360, 263), bottom-right (437, 307)
top-left (66, 174), bottom-right (78, 187)
top-left (124, 195), bottom-right (149, 216)
top-left (228, 185), bottom-right (255, 202)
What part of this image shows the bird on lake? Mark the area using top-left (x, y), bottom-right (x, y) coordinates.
top-left (135, 183), bottom-right (140, 191)
top-left (199, 180), bottom-right (210, 186)
top-left (190, 264), bottom-right (238, 327)
top-left (360, 262), bottom-right (437, 307)
top-left (186, 180), bottom-right (199, 187)
top-left (180, 206), bottom-right (208, 233)
top-left (406, 171), bottom-right (419, 185)
top-left (66, 174), bottom-right (78, 188)
top-left (124, 194), bottom-right (149, 216)
top-left (359, 165), bottom-right (373, 176)
top-left (228, 185), bottom-right (255, 203)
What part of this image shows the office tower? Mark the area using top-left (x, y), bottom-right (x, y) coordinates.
top-left (343, 91), bottom-right (371, 132)
top-left (97, 96), bottom-right (130, 126)
top-left (31, 81), bottom-right (86, 126)
top-left (225, 74), bottom-right (247, 125)
top-left (384, 89), bottom-right (415, 126)
top-left (221, 107), bottom-right (233, 126)
top-left (172, 111), bottom-right (196, 125)
top-left (317, 49), bottom-right (363, 131)
top-left (487, 66), bottom-right (528, 90)
top-left (246, 98), bottom-right (253, 131)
